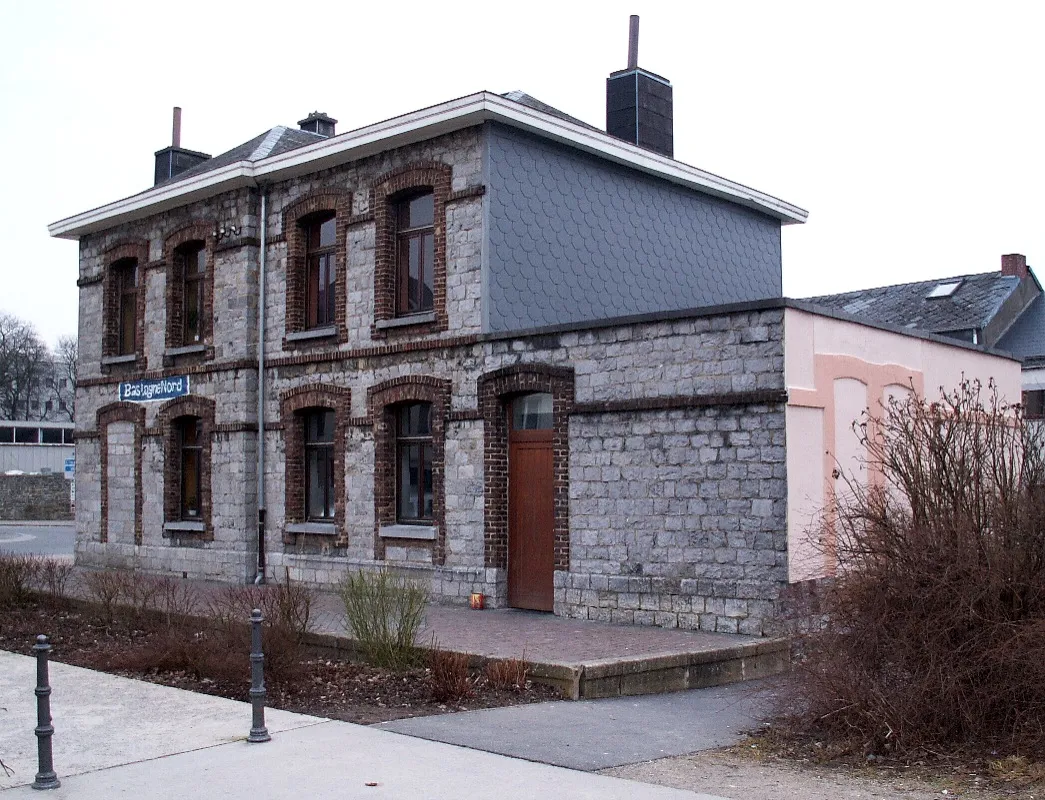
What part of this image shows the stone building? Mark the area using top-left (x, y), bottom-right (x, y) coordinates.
top-left (49, 60), bottom-right (1021, 634)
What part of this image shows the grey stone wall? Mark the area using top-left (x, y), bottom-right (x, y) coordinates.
top-left (0, 474), bottom-right (72, 521)
top-left (564, 403), bottom-right (787, 635)
top-left (71, 120), bottom-right (790, 632)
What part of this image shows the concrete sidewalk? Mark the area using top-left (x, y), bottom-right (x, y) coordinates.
top-left (378, 681), bottom-right (770, 771)
top-left (0, 651), bottom-right (724, 799)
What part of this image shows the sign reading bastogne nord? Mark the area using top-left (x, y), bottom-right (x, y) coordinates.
top-left (118, 376), bottom-right (190, 403)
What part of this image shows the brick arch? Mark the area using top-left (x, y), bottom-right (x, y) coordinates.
top-left (97, 402), bottom-right (146, 544)
top-left (164, 223), bottom-right (215, 351)
top-left (156, 396), bottom-right (216, 538)
top-left (478, 364), bottom-right (575, 572)
top-left (102, 240), bottom-right (149, 363)
top-left (279, 384), bottom-right (351, 542)
top-left (368, 375), bottom-right (451, 563)
top-left (372, 162), bottom-right (452, 336)
top-left (281, 191), bottom-right (352, 343)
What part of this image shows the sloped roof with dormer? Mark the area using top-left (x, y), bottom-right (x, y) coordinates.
top-left (805, 272), bottom-right (1022, 336)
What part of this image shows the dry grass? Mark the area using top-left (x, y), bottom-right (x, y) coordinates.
top-left (429, 649), bottom-right (473, 702)
top-left (485, 657), bottom-right (530, 692)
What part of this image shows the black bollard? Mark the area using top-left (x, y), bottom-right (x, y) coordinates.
top-left (247, 609), bottom-right (270, 743)
top-left (31, 635), bottom-right (60, 790)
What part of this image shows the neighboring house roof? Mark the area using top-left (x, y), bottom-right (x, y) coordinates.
top-left (805, 272), bottom-right (1021, 336)
top-left (49, 91), bottom-right (808, 239)
top-left (998, 293), bottom-right (1045, 368)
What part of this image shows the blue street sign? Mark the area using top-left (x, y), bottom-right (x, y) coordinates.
top-left (118, 375), bottom-right (191, 403)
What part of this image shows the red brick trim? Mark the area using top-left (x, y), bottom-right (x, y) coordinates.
top-left (164, 223), bottom-right (216, 355)
top-left (478, 364), bottom-right (575, 572)
top-left (372, 162), bottom-right (452, 338)
top-left (101, 240), bottom-right (149, 370)
top-left (279, 384), bottom-right (351, 545)
top-left (281, 192), bottom-right (352, 345)
top-left (97, 401), bottom-right (145, 545)
top-left (367, 375), bottom-right (451, 564)
top-left (156, 395), bottom-right (216, 541)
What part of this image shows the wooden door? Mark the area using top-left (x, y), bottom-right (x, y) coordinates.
top-left (508, 393), bottom-right (555, 611)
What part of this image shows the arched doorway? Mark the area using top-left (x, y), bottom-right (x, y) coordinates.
top-left (507, 393), bottom-right (555, 611)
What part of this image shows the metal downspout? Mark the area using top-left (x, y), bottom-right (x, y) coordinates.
top-left (255, 188), bottom-right (267, 584)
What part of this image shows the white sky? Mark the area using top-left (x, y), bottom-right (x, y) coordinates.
top-left (2, 1), bottom-right (1043, 346)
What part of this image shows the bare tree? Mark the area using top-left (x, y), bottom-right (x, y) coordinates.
top-left (48, 335), bottom-right (77, 422)
top-left (0, 312), bottom-right (50, 420)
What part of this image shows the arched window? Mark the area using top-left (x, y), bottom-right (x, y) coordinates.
top-left (396, 402), bottom-right (433, 522)
top-left (303, 212), bottom-right (337, 329)
top-left (395, 193), bottom-right (434, 316)
top-left (176, 416), bottom-right (203, 519)
top-left (114, 258), bottom-right (138, 355)
top-left (176, 242), bottom-right (207, 344)
top-left (303, 408), bottom-right (335, 520)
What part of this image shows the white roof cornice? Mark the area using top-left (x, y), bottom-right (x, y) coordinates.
top-left (48, 92), bottom-right (807, 239)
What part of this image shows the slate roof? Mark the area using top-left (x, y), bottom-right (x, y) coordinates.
top-left (805, 272), bottom-right (1021, 335)
top-left (998, 293), bottom-right (1045, 366)
top-left (157, 126), bottom-right (327, 187)
top-left (499, 91), bottom-right (600, 131)
top-left (158, 93), bottom-right (586, 189)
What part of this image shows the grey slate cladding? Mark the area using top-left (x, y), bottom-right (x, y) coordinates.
top-left (998, 294), bottom-right (1045, 366)
top-left (485, 124), bottom-right (783, 333)
top-left (806, 271), bottom-right (1021, 336)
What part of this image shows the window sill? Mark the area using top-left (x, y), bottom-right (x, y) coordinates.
top-left (286, 522), bottom-right (336, 536)
top-left (375, 312), bottom-right (436, 330)
top-left (101, 354), bottom-right (137, 366)
top-left (165, 344), bottom-right (207, 357)
top-left (379, 524), bottom-right (437, 541)
top-left (163, 521), bottom-right (206, 534)
top-left (286, 326), bottom-right (337, 343)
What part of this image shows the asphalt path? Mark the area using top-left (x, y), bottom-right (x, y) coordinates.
top-left (377, 680), bottom-right (774, 771)
top-left (0, 521), bottom-right (75, 557)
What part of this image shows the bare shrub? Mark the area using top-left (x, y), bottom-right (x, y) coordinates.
top-left (785, 379), bottom-right (1045, 757)
top-left (485, 657), bottom-right (530, 692)
top-left (429, 649), bottom-right (473, 702)
top-left (0, 551), bottom-right (40, 609)
top-left (338, 569), bottom-right (428, 670)
top-left (153, 575), bottom-right (201, 626)
top-left (81, 569), bottom-right (128, 625)
top-left (121, 572), bottom-right (163, 624)
top-left (36, 559), bottom-right (74, 607)
top-left (205, 577), bottom-right (314, 683)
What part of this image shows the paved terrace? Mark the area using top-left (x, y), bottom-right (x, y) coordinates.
top-left (65, 567), bottom-right (790, 698)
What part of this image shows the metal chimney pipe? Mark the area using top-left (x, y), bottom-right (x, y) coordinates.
top-left (627, 15), bottom-right (639, 70)
top-left (172, 107), bottom-right (182, 148)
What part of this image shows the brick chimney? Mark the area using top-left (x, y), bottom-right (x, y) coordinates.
top-left (1001, 253), bottom-right (1029, 280)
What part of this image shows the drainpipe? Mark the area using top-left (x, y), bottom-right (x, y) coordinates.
top-left (254, 188), bottom-right (268, 585)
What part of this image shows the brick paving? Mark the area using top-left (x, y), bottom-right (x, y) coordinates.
top-left (310, 590), bottom-right (763, 666)
top-left (65, 566), bottom-right (764, 668)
